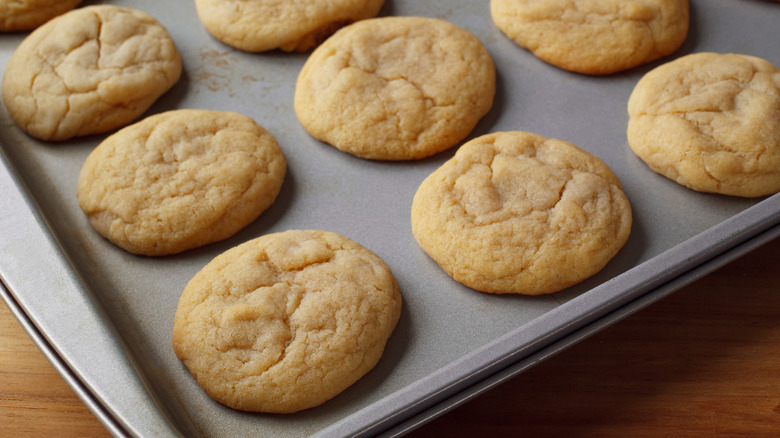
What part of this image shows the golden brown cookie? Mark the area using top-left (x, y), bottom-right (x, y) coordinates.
top-left (77, 110), bottom-right (286, 256)
top-left (411, 131), bottom-right (632, 295)
top-left (627, 52), bottom-right (780, 197)
top-left (0, 0), bottom-right (81, 32)
top-left (1, 5), bottom-right (181, 141)
top-left (490, 0), bottom-right (689, 75)
top-left (194, 0), bottom-right (385, 52)
top-left (294, 16), bottom-right (496, 160)
top-left (172, 229), bottom-right (402, 413)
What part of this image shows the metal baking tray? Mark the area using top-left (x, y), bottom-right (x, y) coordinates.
top-left (1, 0), bottom-right (778, 436)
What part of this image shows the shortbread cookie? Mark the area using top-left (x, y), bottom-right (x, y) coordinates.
top-left (411, 131), bottom-right (632, 295)
top-left (490, 0), bottom-right (689, 75)
top-left (627, 52), bottom-right (780, 197)
top-left (77, 110), bottom-right (286, 256)
top-left (294, 16), bottom-right (496, 160)
top-left (172, 229), bottom-right (402, 413)
top-left (1, 5), bottom-right (181, 141)
top-left (195, 0), bottom-right (384, 52)
top-left (0, 0), bottom-right (81, 31)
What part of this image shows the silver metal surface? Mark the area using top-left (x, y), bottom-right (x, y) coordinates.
top-left (0, 1), bottom-right (778, 437)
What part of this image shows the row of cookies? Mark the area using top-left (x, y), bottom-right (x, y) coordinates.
top-left (2, 3), bottom-right (627, 294)
top-left (288, 1), bottom-right (780, 297)
top-left (3, 0), bottom-right (779, 416)
top-left (190, 0), bottom-right (780, 411)
top-left (0, 2), bottom-right (406, 415)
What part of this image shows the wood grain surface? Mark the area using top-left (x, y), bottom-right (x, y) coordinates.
top-left (2, 236), bottom-right (779, 437)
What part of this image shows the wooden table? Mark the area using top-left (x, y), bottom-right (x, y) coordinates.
top-left (2, 237), bottom-right (780, 437)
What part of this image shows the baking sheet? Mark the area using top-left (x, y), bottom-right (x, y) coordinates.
top-left (0, 0), bottom-right (778, 437)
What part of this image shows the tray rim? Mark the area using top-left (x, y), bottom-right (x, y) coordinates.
top-left (381, 222), bottom-right (780, 437)
top-left (0, 149), bottom-right (179, 438)
top-left (0, 281), bottom-right (129, 438)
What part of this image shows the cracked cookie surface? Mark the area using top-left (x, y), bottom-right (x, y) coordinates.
top-left (0, 0), bottom-right (81, 31)
top-left (294, 16), bottom-right (495, 160)
top-left (195, 0), bottom-right (384, 52)
top-left (411, 131), bottom-right (632, 295)
top-left (627, 52), bottom-right (780, 197)
top-left (77, 109), bottom-right (286, 256)
top-left (490, 0), bottom-right (689, 75)
top-left (172, 229), bottom-right (402, 413)
top-left (1, 5), bottom-right (181, 141)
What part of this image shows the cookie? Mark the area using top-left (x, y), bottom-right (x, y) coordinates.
top-left (411, 131), bottom-right (632, 295)
top-left (77, 110), bottom-right (286, 256)
top-left (0, 0), bottom-right (81, 31)
top-left (294, 16), bottom-right (496, 160)
top-left (627, 52), bottom-right (780, 197)
top-left (1, 5), bottom-right (181, 141)
top-left (172, 229), bottom-right (402, 413)
top-left (194, 0), bottom-right (385, 52)
top-left (490, 0), bottom-right (689, 75)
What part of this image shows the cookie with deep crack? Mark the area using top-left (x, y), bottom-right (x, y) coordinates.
top-left (294, 16), bottom-right (496, 160)
top-left (77, 109), bottom-right (286, 256)
top-left (1, 5), bottom-right (181, 141)
top-left (0, 0), bottom-right (81, 31)
top-left (411, 131), bottom-right (632, 295)
top-left (490, 0), bottom-right (689, 75)
top-left (194, 0), bottom-right (385, 52)
top-left (172, 229), bottom-right (402, 413)
top-left (627, 52), bottom-right (780, 197)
